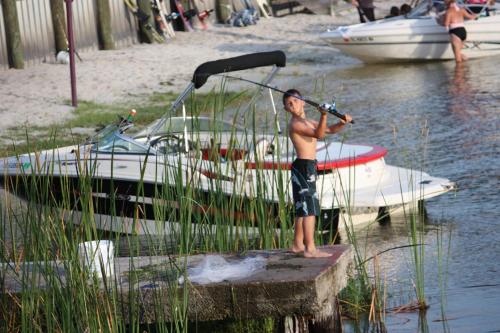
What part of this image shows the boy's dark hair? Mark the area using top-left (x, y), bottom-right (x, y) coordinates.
top-left (283, 89), bottom-right (302, 105)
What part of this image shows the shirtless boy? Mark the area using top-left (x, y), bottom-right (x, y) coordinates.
top-left (444, 0), bottom-right (477, 62)
top-left (284, 89), bottom-right (352, 258)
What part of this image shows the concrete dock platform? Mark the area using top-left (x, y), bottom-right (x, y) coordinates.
top-left (2, 244), bottom-right (352, 331)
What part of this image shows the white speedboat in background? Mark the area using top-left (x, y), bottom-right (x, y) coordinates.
top-left (320, 0), bottom-right (500, 62)
top-left (0, 51), bottom-right (455, 235)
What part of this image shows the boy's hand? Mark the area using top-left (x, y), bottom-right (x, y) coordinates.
top-left (318, 106), bottom-right (328, 115)
top-left (343, 114), bottom-right (353, 124)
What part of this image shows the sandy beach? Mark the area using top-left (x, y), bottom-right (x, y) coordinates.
top-left (0, 1), bottom-right (401, 134)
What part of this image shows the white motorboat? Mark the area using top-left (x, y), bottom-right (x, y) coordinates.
top-left (320, 0), bottom-right (500, 62)
top-left (0, 51), bottom-right (455, 234)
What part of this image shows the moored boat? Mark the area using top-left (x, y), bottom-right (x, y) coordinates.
top-left (0, 51), bottom-right (456, 234)
top-left (320, 0), bottom-right (500, 62)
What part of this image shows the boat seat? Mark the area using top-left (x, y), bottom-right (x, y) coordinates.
top-left (249, 138), bottom-right (272, 161)
top-left (201, 146), bottom-right (246, 162)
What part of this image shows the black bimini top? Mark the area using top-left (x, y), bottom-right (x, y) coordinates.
top-left (191, 51), bottom-right (286, 89)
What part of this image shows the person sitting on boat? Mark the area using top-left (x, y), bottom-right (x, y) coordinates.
top-left (385, 6), bottom-right (400, 18)
top-left (400, 3), bottom-right (412, 15)
top-left (283, 89), bottom-right (352, 258)
top-left (444, 0), bottom-right (478, 63)
top-left (351, 0), bottom-right (375, 23)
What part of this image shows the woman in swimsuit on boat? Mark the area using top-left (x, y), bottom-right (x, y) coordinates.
top-left (444, 0), bottom-right (478, 62)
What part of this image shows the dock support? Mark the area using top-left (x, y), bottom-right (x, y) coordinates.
top-left (282, 303), bottom-right (342, 333)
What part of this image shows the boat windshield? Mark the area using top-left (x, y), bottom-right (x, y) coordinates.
top-left (91, 130), bottom-right (153, 155)
top-left (134, 116), bottom-right (243, 139)
top-left (84, 124), bottom-right (119, 144)
top-left (405, 0), bottom-right (484, 18)
top-left (406, 0), bottom-right (435, 18)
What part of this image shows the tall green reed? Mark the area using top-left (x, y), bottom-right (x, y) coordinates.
top-left (1, 79), bottom-right (447, 332)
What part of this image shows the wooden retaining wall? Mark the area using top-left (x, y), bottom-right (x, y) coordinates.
top-left (0, 4), bottom-right (8, 70)
top-left (109, 0), bottom-right (138, 48)
top-left (16, 0), bottom-right (56, 67)
top-left (0, 0), bottom-right (269, 69)
top-left (0, 0), bottom-right (138, 70)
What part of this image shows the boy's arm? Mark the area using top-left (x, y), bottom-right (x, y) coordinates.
top-left (325, 121), bottom-right (346, 134)
top-left (463, 8), bottom-right (477, 20)
top-left (325, 114), bottom-right (352, 134)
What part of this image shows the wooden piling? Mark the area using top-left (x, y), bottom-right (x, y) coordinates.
top-left (216, 0), bottom-right (233, 23)
top-left (1, 0), bottom-right (24, 69)
top-left (49, 0), bottom-right (68, 54)
top-left (96, 0), bottom-right (115, 50)
top-left (137, 0), bottom-right (156, 43)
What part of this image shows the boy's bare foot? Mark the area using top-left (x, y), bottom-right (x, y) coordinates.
top-left (304, 249), bottom-right (332, 258)
top-left (290, 245), bottom-right (305, 253)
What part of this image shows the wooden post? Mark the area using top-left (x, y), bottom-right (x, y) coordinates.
top-left (50, 0), bottom-right (68, 53)
top-left (137, 0), bottom-right (155, 43)
top-left (216, 0), bottom-right (233, 23)
top-left (96, 0), bottom-right (115, 50)
top-left (1, 0), bottom-right (24, 69)
top-left (282, 306), bottom-right (342, 333)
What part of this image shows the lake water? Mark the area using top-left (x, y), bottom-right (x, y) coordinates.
top-left (125, 55), bottom-right (499, 331)
top-left (300, 56), bottom-right (499, 332)
top-left (106, 53), bottom-right (498, 331)
top-left (1, 52), bottom-right (498, 332)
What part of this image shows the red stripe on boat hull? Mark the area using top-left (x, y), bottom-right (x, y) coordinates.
top-left (246, 144), bottom-right (387, 171)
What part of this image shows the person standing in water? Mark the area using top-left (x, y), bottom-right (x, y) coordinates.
top-left (283, 89), bottom-right (352, 258)
top-left (351, 0), bottom-right (375, 22)
top-left (444, 0), bottom-right (477, 62)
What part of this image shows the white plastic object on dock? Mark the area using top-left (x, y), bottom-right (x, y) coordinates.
top-left (179, 255), bottom-right (266, 284)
